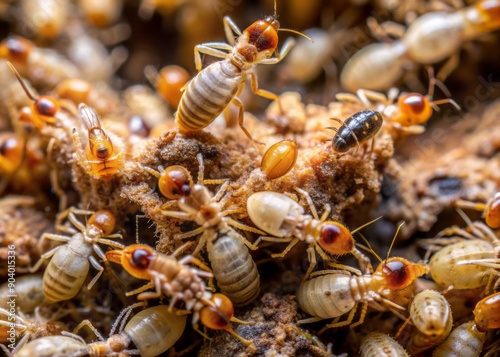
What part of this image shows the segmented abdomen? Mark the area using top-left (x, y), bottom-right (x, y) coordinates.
top-left (208, 234), bottom-right (260, 306)
top-left (175, 60), bottom-right (243, 132)
top-left (43, 246), bottom-right (89, 303)
top-left (296, 274), bottom-right (355, 318)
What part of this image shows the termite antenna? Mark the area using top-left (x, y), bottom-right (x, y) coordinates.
top-left (279, 28), bottom-right (314, 42)
top-left (355, 233), bottom-right (383, 263)
top-left (7, 61), bottom-right (37, 101)
top-left (386, 222), bottom-right (405, 261)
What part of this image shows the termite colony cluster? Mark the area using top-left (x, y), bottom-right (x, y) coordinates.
top-left (0, 0), bottom-right (499, 356)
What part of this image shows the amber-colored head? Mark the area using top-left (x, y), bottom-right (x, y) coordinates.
top-left (376, 257), bottom-right (429, 290)
top-left (396, 93), bottom-right (433, 126)
top-left (0, 136), bottom-right (24, 172)
top-left (88, 210), bottom-right (116, 235)
top-left (242, 17), bottom-right (279, 60)
top-left (485, 192), bottom-right (500, 229)
top-left (318, 222), bottom-right (354, 255)
top-left (88, 129), bottom-right (113, 160)
top-left (200, 293), bottom-right (234, 330)
top-left (156, 65), bottom-right (190, 108)
top-left (474, 0), bottom-right (500, 33)
top-left (473, 291), bottom-right (500, 332)
top-left (261, 139), bottom-right (298, 180)
top-left (0, 36), bottom-right (33, 63)
top-left (34, 97), bottom-right (60, 123)
top-left (55, 79), bottom-right (92, 105)
top-left (106, 244), bottom-right (155, 280)
top-left (158, 165), bottom-right (192, 199)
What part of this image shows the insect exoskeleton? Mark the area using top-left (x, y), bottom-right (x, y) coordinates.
top-left (7, 62), bottom-right (68, 130)
top-left (54, 79), bottom-right (93, 107)
top-left (429, 239), bottom-right (495, 289)
top-left (432, 320), bottom-right (486, 357)
top-left (247, 189), bottom-right (374, 278)
top-left (260, 139), bottom-right (298, 180)
top-left (0, 275), bottom-right (44, 314)
top-left (337, 70), bottom-right (461, 136)
top-left (0, 36), bottom-right (79, 88)
top-left (295, 256), bottom-right (429, 330)
top-left (340, 41), bottom-right (408, 92)
top-left (78, 0), bottom-right (123, 28)
top-left (455, 192), bottom-right (500, 229)
top-left (175, 0), bottom-right (310, 142)
top-left (144, 64), bottom-right (191, 109)
top-left (207, 227), bottom-right (260, 306)
top-left (59, 303), bottom-right (187, 357)
top-left (18, 0), bottom-right (68, 40)
top-left (0, 308), bottom-right (67, 354)
top-left (406, 289), bottom-right (453, 355)
top-left (105, 244), bottom-right (253, 346)
top-left (359, 332), bottom-right (409, 357)
top-left (473, 291), bottom-right (500, 332)
top-left (29, 207), bottom-right (124, 303)
top-left (72, 104), bottom-right (124, 179)
top-left (146, 154), bottom-right (263, 306)
top-left (341, 1), bottom-right (500, 92)
top-left (327, 110), bottom-right (383, 156)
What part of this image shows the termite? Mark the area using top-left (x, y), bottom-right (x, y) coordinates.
top-left (432, 320), bottom-right (486, 357)
top-left (105, 243), bottom-right (253, 346)
top-left (12, 303), bottom-right (186, 357)
top-left (405, 289), bottom-right (453, 355)
top-left (175, 0), bottom-right (311, 142)
top-left (247, 188), bottom-right (375, 278)
top-left (144, 64), bottom-right (191, 109)
top-left (336, 69), bottom-right (460, 136)
top-left (72, 104), bottom-right (124, 179)
top-left (0, 275), bottom-right (44, 314)
top-left (145, 153), bottom-right (262, 305)
top-left (455, 192), bottom-right (500, 229)
top-left (341, 0), bottom-right (500, 91)
top-left (359, 332), bottom-right (409, 357)
top-left (28, 208), bottom-right (124, 303)
top-left (295, 224), bottom-right (429, 330)
top-left (0, 36), bottom-right (79, 89)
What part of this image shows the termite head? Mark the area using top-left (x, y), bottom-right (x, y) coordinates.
top-left (88, 210), bottom-right (116, 236)
top-left (396, 93), bottom-right (433, 126)
top-left (0, 36), bottom-right (33, 64)
top-left (200, 293), bottom-right (234, 331)
top-left (55, 79), bottom-right (92, 105)
top-left (318, 222), bottom-right (354, 255)
top-left (200, 293), bottom-right (252, 346)
top-left (158, 165), bottom-right (193, 200)
top-left (0, 135), bottom-right (24, 172)
top-left (88, 128), bottom-right (113, 160)
top-left (106, 244), bottom-right (155, 280)
top-left (240, 17), bottom-right (279, 62)
top-left (485, 192), bottom-right (500, 229)
top-left (377, 257), bottom-right (429, 290)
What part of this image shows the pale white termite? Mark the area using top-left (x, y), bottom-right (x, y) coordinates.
top-left (29, 207), bottom-right (124, 303)
top-left (12, 304), bottom-right (187, 357)
top-left (296, 256), bottom-right (428, 331)
top-left (0, 275), bottom-right (44, 313)
top-left (247, 189), bottom-right (374, 278)
top-left (359, 332), bottom-right (409, 357)
top-left (425, 211), bottom-right (499, 290)
top-left (147, 153), bottom-right (263, 306)
top-left (432, 320), bottom-right (486, 357)
top-left (175, 0), bottom-right (309, 141)
top-left (406, 289), bottom-right (453, 355)
top-left (341, 1), bottom-right (500, 91)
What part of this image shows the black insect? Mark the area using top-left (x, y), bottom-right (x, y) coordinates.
top-left (328, 110), bottom-right (383, 156)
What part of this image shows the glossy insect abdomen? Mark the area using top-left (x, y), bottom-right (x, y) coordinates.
top-left (176, 61), bottom-right (243, 132)
top-left (208, 235), bottom-right (260, 306)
